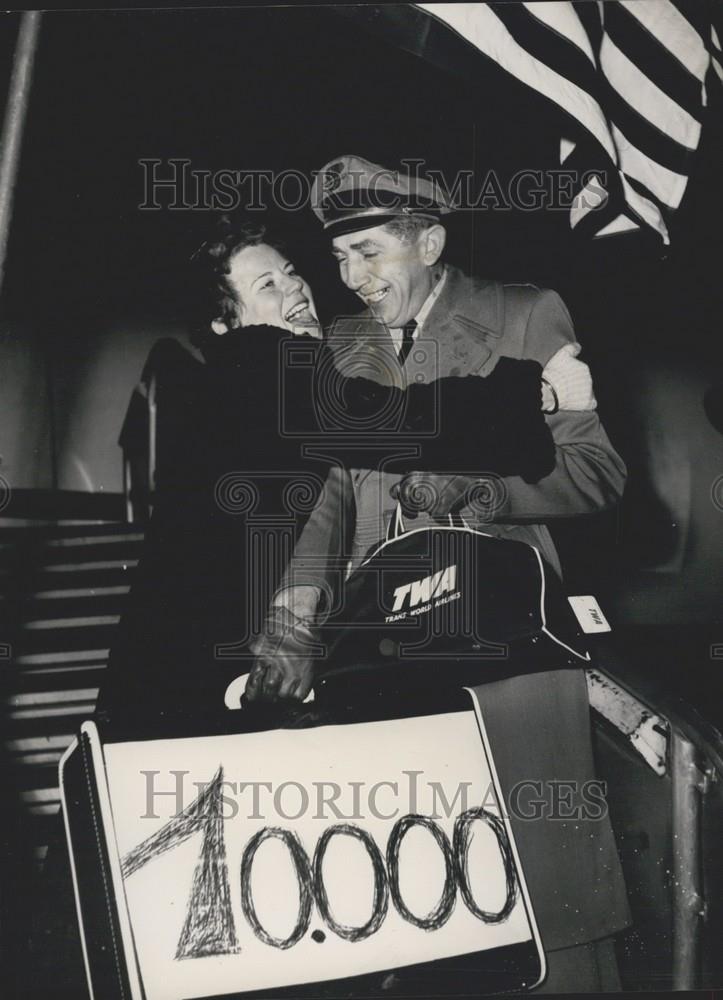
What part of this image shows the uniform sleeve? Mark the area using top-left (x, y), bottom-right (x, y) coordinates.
top-left (272, 463), bottom-right (355, 620)
top-left (493, 289), bottom-right (626, 521)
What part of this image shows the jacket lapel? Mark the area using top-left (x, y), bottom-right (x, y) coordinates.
top-left (404, 265), bottom-right (504, 384)
top-left (330, 266), bottom-right (505, 492)
top-left (328, 314), bottom-right (403, 388)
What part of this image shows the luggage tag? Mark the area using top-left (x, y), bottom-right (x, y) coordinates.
top-left (567, 595), bottom-right (611, 634)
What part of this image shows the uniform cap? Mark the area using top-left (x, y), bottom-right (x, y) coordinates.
top-left (311, 154), bottom-right (455, 236)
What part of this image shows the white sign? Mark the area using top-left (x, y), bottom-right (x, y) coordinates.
top-left (69, 700), bottom-right (542, 999)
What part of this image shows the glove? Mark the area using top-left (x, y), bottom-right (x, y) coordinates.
top-left (391, 473), bottom-right (476, 520)
top-left (542, 344), bottom-right (597, 411)
top-left (247, 606), bottom-right (318, 702)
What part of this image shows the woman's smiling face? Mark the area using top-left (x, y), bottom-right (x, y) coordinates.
top-left (224, 243), bottom-right (320, 335)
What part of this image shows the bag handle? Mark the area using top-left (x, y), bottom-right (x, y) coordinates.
top-left (385, 501), bottom-right (470, 542)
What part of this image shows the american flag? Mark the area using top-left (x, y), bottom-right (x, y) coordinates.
top-left (417, 2), bottom-right (721, 244)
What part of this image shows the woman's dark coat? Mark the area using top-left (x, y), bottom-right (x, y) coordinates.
top-left (99, 325), bottom-right (553, 728)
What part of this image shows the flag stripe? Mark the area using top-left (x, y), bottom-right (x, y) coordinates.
top-left (418, 3), bottom-right (619, 160)
top-left (573, 0), bottom-right (604, 55)
top-left (713, 13), bottom-right (723, 82)
top-left (621, 0), bottom-right (709, 82)
top-left (605, 2), bottom-right (704, 111)
top-left (557, 132), bottom-right (627, 208)
top-left (621, 172), bottom-right (673, 231)
top-left (669, 0), bottom-right (712, 46)
top-left (602, 78), bottom-right (693, 175)
top-left (595, 213), bottom-right (641, 237)
top-left (570, 173), bottom-right (609, 228)
top-left (600, 35), bottom-right (701, 149)
top-left (619, 172), bottom-right (670, 237)
top-left (414, 1), bottom-right (713, 245)
top-left (611, 123), bottom-right (688, 208)
top-left (558, 140), bottom-right (629, 239)
top-left (523, 1), bottom-right (597, 65)
top-left (492, 2), bottom-right (603, 102)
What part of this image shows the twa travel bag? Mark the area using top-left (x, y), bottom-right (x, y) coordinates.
top-left (316, 508), bottom-right (590, 701)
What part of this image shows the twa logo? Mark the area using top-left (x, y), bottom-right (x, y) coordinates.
top-left (391, 565), bottom-right (457, 612)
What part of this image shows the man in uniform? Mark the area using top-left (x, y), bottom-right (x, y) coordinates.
top-left (248, 155), bottom-right (630, 991)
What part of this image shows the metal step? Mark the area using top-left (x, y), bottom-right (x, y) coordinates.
top-left (35, 541), bottom-right (144, 568)
top-left (21, 594), bottom-right (128, 620)
top-left (7, 687), bottom-right (100, 709)
top-left (20, 614), bottom-right (121, 631)
top-left (12, 624), bottom-right (119, 655)
top-left (30, 567), bottom-right (137, 591)
top-left (13, 647), bottom-right (109, 667)
top-left (0, 488), bottom-right (126, 522)
top-left (0, 521), bottom-right (142, 543)
top-left (3, 712), bottom-right (93, 742)
top-left (44, 531), bottom-right (144, 548)
top-left (0, 526), bottom-right (145, 572)
top-left (30, 585), bottom-right (130, 599)
top-left (5, 733), bottom-right (75, 769)
top-left (6, 692), bottom-right (98, 721)
top-left (37, 558), bottom-right (139, 573)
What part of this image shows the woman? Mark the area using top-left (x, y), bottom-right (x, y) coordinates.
top-left (99, 219), bottom-right (330, 728)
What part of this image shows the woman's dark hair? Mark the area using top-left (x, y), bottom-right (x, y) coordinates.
top-left (189, 215), bottom-right (286, 347)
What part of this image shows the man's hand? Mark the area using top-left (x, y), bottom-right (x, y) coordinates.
top-left (391, 473), bottom-right (475, 519)
top-left (392, 472), bottom-right (510, 522)
top-left (247, 606), bottom-right (317, 702)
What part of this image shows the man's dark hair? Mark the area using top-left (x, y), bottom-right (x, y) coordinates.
top-left (189, 216), bottom-right (285, 344)
top-left (382, 216), bottom-right (437, 245)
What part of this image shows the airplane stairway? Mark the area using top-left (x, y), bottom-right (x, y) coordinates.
top-left (0, 519), bottom-right (143, 868)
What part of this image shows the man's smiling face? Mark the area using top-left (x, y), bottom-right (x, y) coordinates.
top-left (331, 224), bottom-right (438, 328)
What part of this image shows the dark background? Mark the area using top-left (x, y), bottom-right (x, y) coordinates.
top-left (2, 3), bottom-right (721, 338)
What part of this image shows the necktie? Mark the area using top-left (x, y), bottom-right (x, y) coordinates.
top-left (398, 319), bottom-right (417, 366)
